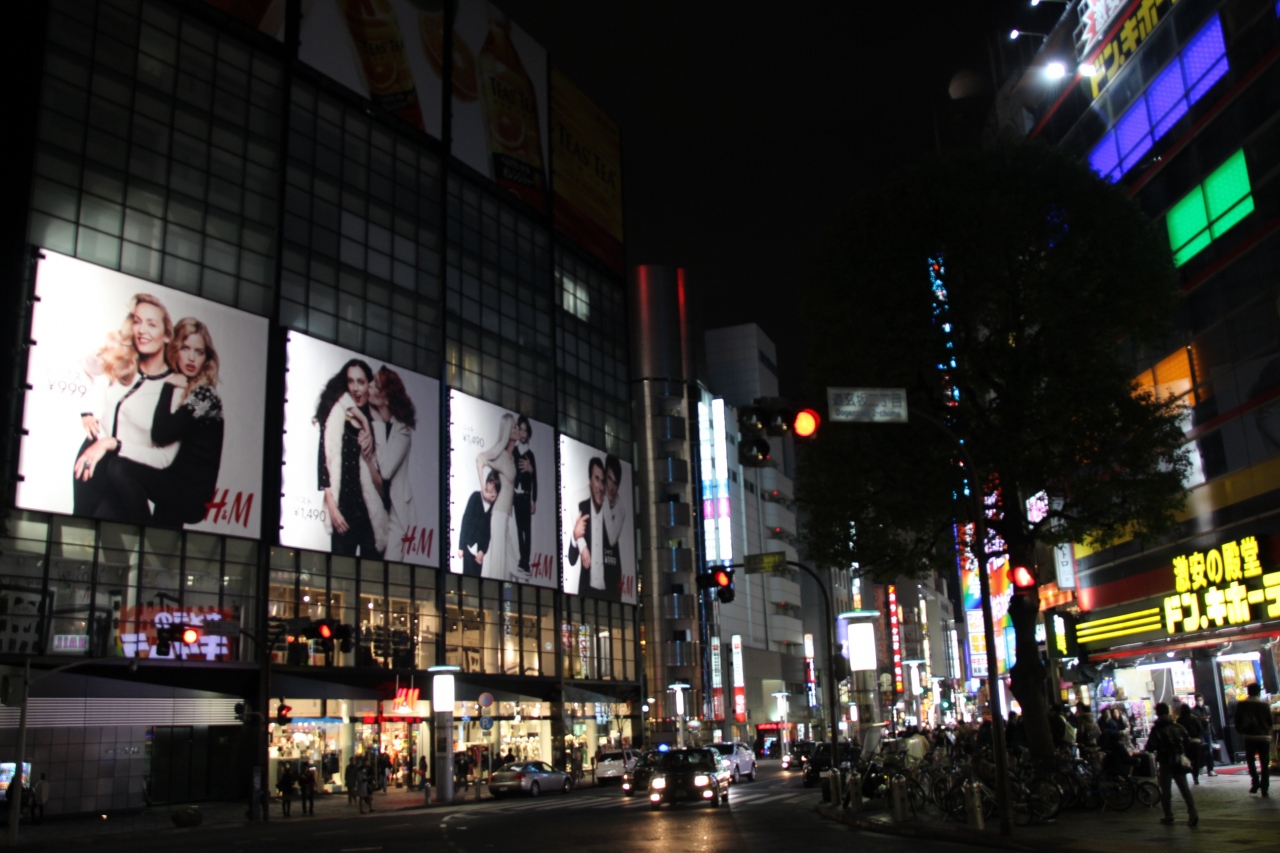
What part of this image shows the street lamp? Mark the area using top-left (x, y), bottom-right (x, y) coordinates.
top-left (772, 691), bottom-right (790, 757)
top-left (669, 683), bottom-right (690, 748)
top-left (430, 665), bottom-right (459, 804)
top-left (5, 657), bottom-right (137, 846)
top-left (1009, 29), bottom-right (1049, 41)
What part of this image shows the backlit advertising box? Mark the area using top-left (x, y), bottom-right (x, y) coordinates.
top-left (280, 332), bottom-right (440, 563)
top-left (17, 252), bottom-right (268, 535)
top-left (448, 390), bottom-right (556, 588)
top-left (294, 0), bottom-right (549, 210)
top-left (558, 434), bottom-right (636, 604)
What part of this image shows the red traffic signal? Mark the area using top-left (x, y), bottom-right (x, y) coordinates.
top-left (318, 621), bottom-right (334, 640)
top-left (1008, 564), bottom-right (1037, 590)
top-left (712, 569), bottom-right (732, 588)
top-left (793, 408), bottom-right (821, 438)
top-left (180, 626), bottom-right (200, 645)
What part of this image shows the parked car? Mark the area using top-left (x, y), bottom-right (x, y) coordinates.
top-left (595, 749), bottom-right (639, 784)
top-left (648, 748), bottom-right (728, 809)
top-left (488, 761), bottom-right (572, 797)
top-left (802, 742), bottom-right (856, 788)
top-left (709, 742), bottom-right (757, 783)
top-left (622, 751), bottom-right (661, 796)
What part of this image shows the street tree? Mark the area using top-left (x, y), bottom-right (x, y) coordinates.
top-left (796, 143), bottom-right (1190, 766)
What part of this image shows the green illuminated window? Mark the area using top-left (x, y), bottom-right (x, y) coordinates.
top-left (1167, 150), bottom-right (1254, 266)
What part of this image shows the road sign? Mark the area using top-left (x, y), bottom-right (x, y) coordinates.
top-left (478, 692), bottom-right (494, 708)
top-left (479, 716), bottom-right (494, 732)
top-left (827, 387), bottom-right (908, 423)
top-left (744, 552), bottom-right (787, 574)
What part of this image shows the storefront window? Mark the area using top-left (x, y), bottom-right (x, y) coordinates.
top-left (359, 559), bottom-right (388, 667)
top-left (330, 556), bottom-right (357, 667)
top-left (414, 569), bottom-right (438, 669)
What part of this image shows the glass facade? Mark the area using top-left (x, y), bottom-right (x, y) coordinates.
top-left (1, 0), bottom-right (640, 812)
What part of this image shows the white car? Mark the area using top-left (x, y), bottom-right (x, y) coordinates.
top-left (709, 742), bottom-right (757, 783)
top-left (596, 749), bottom-right (639, 784)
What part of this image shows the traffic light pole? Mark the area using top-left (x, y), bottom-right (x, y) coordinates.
top-left (908, 409), bottom-right (1013, 837)
top-left (731, 558), bottom-right (843, 806)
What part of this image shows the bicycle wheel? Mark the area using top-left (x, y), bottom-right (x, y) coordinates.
top-left (1027, 776), bottom-right (1064, 821)
top-left (931, 776), bottom-right (953, 811)
top-left (943, 784), bottom-right (967, 821)
top-left (906, 778), bottom-right (928, 812)
top-left (1101, 779), bottom-right (1135, 811)
top-left (1048, 771), bottom-right (1078, 809)
top-left (1136, 779), bottom-right (1160, 808)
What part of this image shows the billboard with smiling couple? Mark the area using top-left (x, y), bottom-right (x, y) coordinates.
top-left (280, 332), bottom-right (441, 565)
top-left (448, 390), bottom-right (556, 588)
top-left (16, 252), bottom-right (268, 535)
top-left (558, 435), bottom-right (636, 605)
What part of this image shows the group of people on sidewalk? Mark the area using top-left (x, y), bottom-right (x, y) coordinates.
top-left (3, 773), bottom-right (51, 825)
top-left (274, 764), bottom-right (317, 817)
top-left (1140, 683), bottom-right (1272, 827)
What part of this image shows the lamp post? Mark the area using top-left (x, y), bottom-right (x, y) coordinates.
top-left (430, 665), bottom-right (459, 804)
top-left (669, 683), bottom-right (690, 748)
top-left (5, 657), bottom-right (137, 846)
top-left (772, 691), bottom-right (789, 757)
top-left (908, 408), bottom-right (1014, 837)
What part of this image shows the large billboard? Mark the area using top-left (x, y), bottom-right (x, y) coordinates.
top-left (558, 434), bottom-right (636, 604)
top-left (17, 252), bottom-right (268, 535)
top-left (280, 332), bottom-right (440, 564)
top-left (294, 0), bottom-right (549, 211)
top-left (551, 69), bottom-right (623, 272)
top-left (448, 390), bottom-right (556, 587)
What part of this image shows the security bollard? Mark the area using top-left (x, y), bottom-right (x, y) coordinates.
top-left (963, 780), bottom-right (984, 830)
top-left (846, 773), bottom-right (862, 813)
top-left (890, 774), bottom-right (909, 822)
top-left (423, 781), bottom-right (432, 806)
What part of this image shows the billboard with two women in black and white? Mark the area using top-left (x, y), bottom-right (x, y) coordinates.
top-left (16, 252), bottom-right (268, 535)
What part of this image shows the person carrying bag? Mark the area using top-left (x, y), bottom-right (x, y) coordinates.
top-left (1145, 702), bottom-right (1198, 827)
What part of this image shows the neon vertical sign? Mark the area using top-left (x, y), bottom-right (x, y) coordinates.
top-left (888, 585), bottom-right (903, 693)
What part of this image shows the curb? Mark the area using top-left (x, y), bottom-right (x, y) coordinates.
top-left (815, 803), bottom-right (1057, 853)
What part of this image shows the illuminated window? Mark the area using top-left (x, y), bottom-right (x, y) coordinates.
top-left (1166, 150), bottom-right (1254, 266)
top-left (1089, 16), bottom-right (1228, 183)
top-left (560, 270), bottom-right (591, 322)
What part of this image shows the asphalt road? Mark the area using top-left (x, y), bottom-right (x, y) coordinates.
top-left (72, 764), bottom-right (982, 853)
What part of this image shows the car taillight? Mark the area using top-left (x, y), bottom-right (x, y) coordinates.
top-left (513, 772), bottom-right (525, 780)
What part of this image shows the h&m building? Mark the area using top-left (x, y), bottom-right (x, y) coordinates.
top-left (0, 0), bottom-right (637, 815)
top-left (1002, 0), bottom-right (1280, 755)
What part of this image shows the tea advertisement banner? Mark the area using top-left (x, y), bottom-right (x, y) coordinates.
top-left (551, 69), bottom-right (623, 272)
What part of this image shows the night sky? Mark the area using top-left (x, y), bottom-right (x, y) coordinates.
top-left (501, 0), bottom-right (1051, 395)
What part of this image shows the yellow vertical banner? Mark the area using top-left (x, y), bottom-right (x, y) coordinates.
top-left (551, 69), bottom-right (624, 272)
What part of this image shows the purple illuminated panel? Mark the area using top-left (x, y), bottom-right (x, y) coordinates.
top-left (1088, 15), bottom-right (1227, 183)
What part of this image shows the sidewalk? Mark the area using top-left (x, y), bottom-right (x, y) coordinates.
top-left (818, 766), bottom-right (1280, 853)
top-left (5, 775), bottom-right (604, 849)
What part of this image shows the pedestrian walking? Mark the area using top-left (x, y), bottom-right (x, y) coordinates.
top-left (31, 774), bottom-right (49, 825)
top-left (1177, 704), bottom-right (1204, 785)
top-left (298, 763), bottom-right (316, 815)
top-left (1234, 683), bottom-right (1272, 797)
top-left (1192, 694), bottom-right (1218, 777)
top-left (418, 754), bottom-right (428, 789)
top-left (1145, 702), bottom-right (1198, 826)
top-left (344, 756), bottom-right (359, 805)
top-left (277, 766), bottom-right (297, 817)
top-left (357, 765), bottom-right (374, 813)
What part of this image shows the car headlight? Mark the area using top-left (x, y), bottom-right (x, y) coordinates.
top-left (693, 774), bottom-right (710, 787)
top-left (651, 776), bottom-right (666, 790)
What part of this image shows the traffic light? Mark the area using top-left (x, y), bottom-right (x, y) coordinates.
top-left (155, 626), bottom-right (173, 657)
top-left (713, 566), bottom-right (735, 604)
top-left (1007, 564), bottom-right (1037, 591)
top-left (696, 566), bottom-right (736, 603)
top-left (1007, 563), bottom-right (1039, 618)
top-left (792, 408), bottom-right (821, 439)
top-left (305, 618), bottom-right (341, 653)
top-left (276, 702), bottom-right (292, 726)
top-left (179, 625), bottom-right (200, 646)
top-left (737, 406), bottom-right (772, 467)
